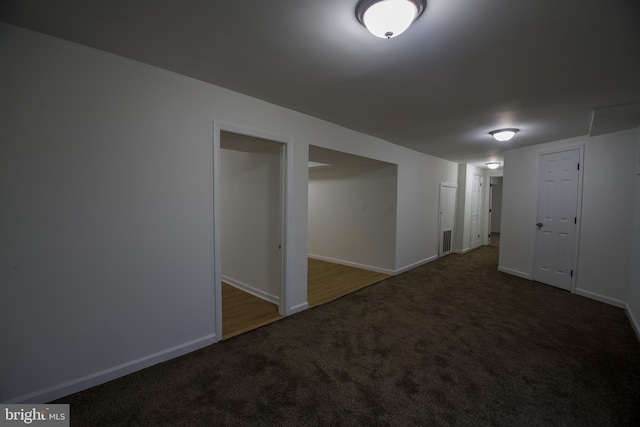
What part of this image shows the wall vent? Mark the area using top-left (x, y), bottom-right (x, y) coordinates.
top-left (442, 229), bottom-right (452, 254)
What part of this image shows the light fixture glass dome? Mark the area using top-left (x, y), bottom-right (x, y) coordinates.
top-left (364, 1), bottom-right (417, 38)
top-left (356, 0), bottom-right (427, 39)
top-left (486, 162), bottom-right (501, 170)
top-left (489, 128), bottom-right (519, 142)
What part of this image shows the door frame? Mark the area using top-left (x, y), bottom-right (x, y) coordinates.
top-left (533, 144), bottom-right (584, 293)
top-left (488, 176), bottom-right (502, 245)
top-left (438, 182), bottom-right (457, 257)
top-left (488, 178), bottom-right (493, 246)
top-left (212, 121), bottom-right (292, 341)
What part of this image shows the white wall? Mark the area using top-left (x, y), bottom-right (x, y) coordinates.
top-left (1, 24), bottom-right (221, 403)
top-left (395, 155), bottom-right (459, 271)
top-left (499, 129), bottom-right (639, 305)
top-left (308, 164), bottom-right (397, 273)
top-left (627, 162), bottom-right (640, 337)
top-left (454, 165), bottom-right (468, 252)
top-left (577, 131), bottom-right (637, 303)
top-left (0, 23), bottom-right (458, 403)
top-left (305, 138), bottom-right (458, 274)
top-left (221, 145), bottom-right (281, 302)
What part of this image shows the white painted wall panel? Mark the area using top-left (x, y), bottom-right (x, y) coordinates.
top-left (578, 131), bottom-right (637, 301)
top-left (0, 23), bottom-right (459, 402)
top-left (308, 164), bottom-right (397, 272)
top-left (1, 24), bottom-right (218, 402)
top-left (221, 146), bottom-right (281, 301)
top-left (626, 171), bottom-right (640, 336)
top-left (394, 155), bottom-right (459, 270)
top-left (499, 147), bottom-right (538, 278)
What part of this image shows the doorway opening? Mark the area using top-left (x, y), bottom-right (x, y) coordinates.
top-left (212, 124), bottom-right (291, 340)
top-left (489, 177), bottom-right (503, 247)
top-left (307, 146), bottom-right (395, 307)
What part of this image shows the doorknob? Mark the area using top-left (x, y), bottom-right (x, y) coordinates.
top-left (536, 222), bottom-right (543, 229)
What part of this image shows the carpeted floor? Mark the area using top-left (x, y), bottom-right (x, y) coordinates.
top-left (54, 246), bottom-right (640, 426)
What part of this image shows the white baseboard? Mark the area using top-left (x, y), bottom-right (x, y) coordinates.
top-left (5, 333), bottom-right (218, 404)
top-left (395, 255), bottom-right (438, 274)
top-left (222, 275), bottom-right (279, 305)
top-left (308, 254), bottom-right (395, 275)
top-left (497, 266), bottom-right (532, 280)
top-left (624, 303), bottom-right (640, 342)
top-left (574, 288), bottom-right (626, 308)
top-left (288, 302), bottom-right (309, 315)
top-left (454, 248), bottom-right (469, 254)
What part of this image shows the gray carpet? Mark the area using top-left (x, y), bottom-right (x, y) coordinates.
top-left (54, 246), bottom-right (640, 426)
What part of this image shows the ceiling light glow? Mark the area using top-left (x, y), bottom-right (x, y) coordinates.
top-left (489, 128), bottom-right (519, 142)
top-left (356, 0), bottom-right (426, 39)
top-left (486, 162), bottom-right (500, 170)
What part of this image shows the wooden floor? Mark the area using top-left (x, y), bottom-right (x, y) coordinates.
top-left (306, 259), bottom-right (390, 308)
top-left (222, 259), bottom-right (390, 339)
top-left (222, 283), bottom-right (284, 340)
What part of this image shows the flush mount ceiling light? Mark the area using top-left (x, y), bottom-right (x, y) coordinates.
top-left (486, 162), bottom-right (501, 170)
top-left (489, 128), bottom-right (519, 142)
top-left (356, 0), bottom-right (427, 39)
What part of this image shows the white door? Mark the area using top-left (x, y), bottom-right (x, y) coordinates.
top-left (439, 184), bottom-right (457, 257)
top-left (533, 149), bottom-right (580, 290)
top-left (469, 174), bottom-right (482, 249)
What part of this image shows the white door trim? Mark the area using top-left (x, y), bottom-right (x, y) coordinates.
top-left (533, 144), bottom-right (584, 293)
top-left (212, 122), bottom-right (293, 340)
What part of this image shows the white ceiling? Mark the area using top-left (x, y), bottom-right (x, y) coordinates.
top-left (2, 0), bottom-right (639, 167)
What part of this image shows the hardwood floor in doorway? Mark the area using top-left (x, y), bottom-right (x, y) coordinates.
top-left (307, 259), bottom-right (390, 308)
top-left (222, 283), bottom-right (282, 340)
top-left (222, 260), bottom-right (391, 339)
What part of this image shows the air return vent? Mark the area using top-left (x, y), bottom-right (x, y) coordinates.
top-left (442, 229), bottom-right (452, 254)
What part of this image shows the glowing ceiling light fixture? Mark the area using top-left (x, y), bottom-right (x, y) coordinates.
top-left (489, 128), bottom-right (519, 142)
top-left (356, 0), bottom-right (427, 39)
top-left (486, 162), bottom-right (501, 170)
